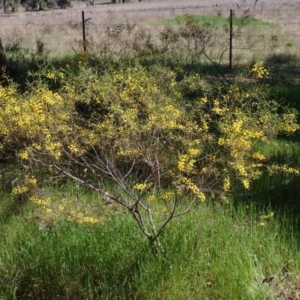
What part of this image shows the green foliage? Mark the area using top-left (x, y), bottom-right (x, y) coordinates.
top-left (1, 187), bottom-right (300, 299)
top-left (0, 0), bottom-right (19, 12)
top-left (20, 0), bottom-right (71, 10)
top-left (56, 0), bottom-right (70, 9)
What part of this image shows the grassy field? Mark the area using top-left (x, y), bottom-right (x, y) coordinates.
top-left (1, 9), bottom-right (300, 300)
top-left (1, 182), bottom-right (300, 299)
top-left (0, 0), bottom-right (300, 62)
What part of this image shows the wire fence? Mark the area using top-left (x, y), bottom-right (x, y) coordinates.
top-left (0, 6), bottom-right (300, 70)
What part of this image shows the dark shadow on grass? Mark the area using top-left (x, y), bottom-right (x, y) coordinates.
top-left (95, 2), bottom-right (115, 5)
top-left (0, 192), bottom-right (28, 224)
top-left (231, 170), bottom-right (300, 248)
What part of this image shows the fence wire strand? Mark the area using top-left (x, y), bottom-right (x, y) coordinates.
top-left (0, 6), bottom-right (300, 67)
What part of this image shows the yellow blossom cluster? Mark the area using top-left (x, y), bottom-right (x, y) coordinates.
top-left (161, 206), bottom-right (168, 213)
top-left (223, 176), bottom-right (230, 192)
top-left (251, 62), bottom-right (269, 79)
top-left (283, 113), bottom-right (299, 133)
top-left (134, 183), bottom-right (148, 190)
top-left (252, 152), bottom-right (265, 160)
top-left (30, 196), bottom-right (51, 206)
top-left (29, 196), bottom-right (102, 225)
top-left (212, 85), bottom-right (299, 191)
top-left (259, 211), bottom-right (274, 226)
top-left (67, 214), bottom-right (100, 224)
top-left (46, 71), bottom-right (55, 79)
top-left (268, 164), bottom-right (300, 175)
top-left (175, 176), bottom-right (206, 202)
top-left (0, 85), bottom-right (68, 161)
top-left (147, 195), bottom-right (156, 201)
top-left (11, 176), bottom-right (37, 195)
top-left (12, 185), bottom-right (29, 195)
top-left (178, 154), bottom-right (197, 173)
top-left (178, 143), bottom-right (202, 175)
top-left (27, 176), bottom-right (37, 186)
top-left (160, 191), bottom-right (175, 200)
top-left (260, 211), bottom-right (274, 219)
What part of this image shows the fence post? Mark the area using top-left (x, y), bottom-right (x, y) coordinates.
top-left (82, 11), bottom-right (86, 52)
top-left (229, 9), bottom-right (233, 70)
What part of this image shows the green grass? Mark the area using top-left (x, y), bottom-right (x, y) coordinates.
top-left (255, 139), bottom-right (300, 165)
top-left (1, 184), bottom-right (300, 299)
top-left (156, 14), bottom-right (274, 29)
top-left (271, 85), bottom-right (300, 111)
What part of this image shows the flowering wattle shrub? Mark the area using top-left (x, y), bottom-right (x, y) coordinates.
top-left (0, 63), bottom-right (298, 245)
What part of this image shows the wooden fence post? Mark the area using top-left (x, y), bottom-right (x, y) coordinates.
top-left (229, 9), bottom-right (233, 70)
top-left (82, 11), bottom-right (86, 52)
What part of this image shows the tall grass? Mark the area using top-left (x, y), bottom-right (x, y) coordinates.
top-left (1, 183), bottom-right (300, 299)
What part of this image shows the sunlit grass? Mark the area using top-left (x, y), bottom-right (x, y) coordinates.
top-left (155, 14), bottom-right (275, 29)
top-left (1, 181), bottom-right (300, 299)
